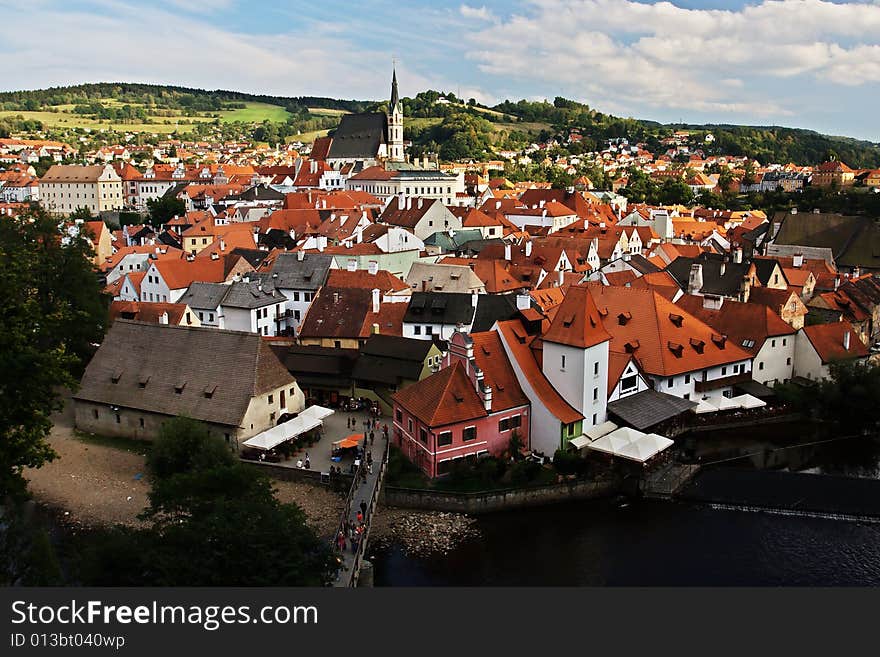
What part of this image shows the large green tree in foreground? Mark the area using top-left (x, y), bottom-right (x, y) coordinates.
top-left (78, 418), bottom-right (336, 586)
top-left (0, 206), bottom-right (107, 499)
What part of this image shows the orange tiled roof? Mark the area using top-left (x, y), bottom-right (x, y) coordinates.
top-left (802, 321), bottom-right (868, 363)
top-left (392, 361), bottom-right (487, 427)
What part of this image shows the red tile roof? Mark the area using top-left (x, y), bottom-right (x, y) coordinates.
top-left (392, 361), bottom-right (487, 427)
top-left (469, 331), bottom-right (530, 412)
top-left (802, 321), bottom-right (869, 364)
top-left (496, 320), bottom-right (582, 425)
top-left (543, 285), bottom-right (611, 349)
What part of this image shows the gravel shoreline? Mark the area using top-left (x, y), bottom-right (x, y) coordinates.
top-left (370, 505), bottom-right (480, 556)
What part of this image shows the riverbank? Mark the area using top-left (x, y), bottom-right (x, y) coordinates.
top-left (370, 505), bottom-right (480, 557)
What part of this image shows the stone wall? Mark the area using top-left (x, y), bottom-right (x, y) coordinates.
top-left (382, 478), bottom-right (617, 514)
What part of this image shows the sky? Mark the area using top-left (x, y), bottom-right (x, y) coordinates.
top-left (2, 0), bottom-right (879, 141)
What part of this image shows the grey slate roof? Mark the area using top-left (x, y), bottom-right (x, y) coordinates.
top-left (403, 292), bottom-right (520, 331)
top-left (607, 389), bottom-right (697, 430)
top-left (327, 113), bottom-right (388, 160)
top-left (666, 253), bottom-right (751, 298)
top-left (352, 335), bottom-right (434, 385)
top-left (220, 279), bottom-right (284, 309)
top-left (268, 252), bottom-right (333, 291)
top-left (178, 282), bottom-right (228, 311)
top-left (74, 321), bottom-right (294, 427)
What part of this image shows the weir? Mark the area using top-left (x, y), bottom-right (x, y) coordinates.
top-left (679, 468), bottom-right (880, 520)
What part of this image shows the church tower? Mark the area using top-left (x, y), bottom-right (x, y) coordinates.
top-left (387, 66), bottom-right (404, 162)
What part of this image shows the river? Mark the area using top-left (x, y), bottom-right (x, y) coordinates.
top-left (372, 431), bottom-right (880, 586)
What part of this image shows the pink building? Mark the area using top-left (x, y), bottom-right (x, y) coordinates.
top-left (391, 331), bottom-right (530, 478)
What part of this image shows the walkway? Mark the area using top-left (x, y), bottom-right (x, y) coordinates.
top-left (331, 418), bottom-right (390, 587)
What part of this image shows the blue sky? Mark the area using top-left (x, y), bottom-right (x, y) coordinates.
top-left (2, 0), bottom-right (879, 141)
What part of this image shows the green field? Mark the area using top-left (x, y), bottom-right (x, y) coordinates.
top-left (0, 100), bottom-right (293, 134)
top-left (307, 107), bottom-right (348, 117)
top-left (286, 129), bottom-right (331, 144)
top-left (217, 102), bottom-right (292, 123)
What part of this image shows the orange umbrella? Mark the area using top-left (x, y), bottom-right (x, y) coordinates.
top-left (334, 434), bottom-right (363, 449)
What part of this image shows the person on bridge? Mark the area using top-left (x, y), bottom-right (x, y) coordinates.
top-left (360, 500), bottom-right (367, 518)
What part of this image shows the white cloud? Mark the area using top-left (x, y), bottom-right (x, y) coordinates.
top-left (460, 4), bottom-right (494, 22)
top-left (463, 0), bottom-right (880, 117)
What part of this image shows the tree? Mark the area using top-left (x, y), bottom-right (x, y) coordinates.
top-left (147, 195), bottom-right (185, 225)
top-left (75, 417), bottom-right (337, 586)
top-left (0, 206), bottom-right (107, 499)
top-left (68, 206), bottom-right (95, 222)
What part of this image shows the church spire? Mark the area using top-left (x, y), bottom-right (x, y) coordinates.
top-left (390, 65), bottom-right (400, 112)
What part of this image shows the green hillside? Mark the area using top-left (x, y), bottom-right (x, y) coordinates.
top-left (0, 83), bottom-right (877, 168)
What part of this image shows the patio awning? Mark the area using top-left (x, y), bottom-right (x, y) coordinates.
top-left (242, 415), bottom-right (323, 451)
top-left (586, 427), bottom-right (673, 463)
top-left (585, 420), bottom-right (618, 442)
top-left (333, 434), bottom-right (363, 449)
top-left (569, 434), bottom-right (593, 450)
top-left (299, 405), bottom-right (335, 421)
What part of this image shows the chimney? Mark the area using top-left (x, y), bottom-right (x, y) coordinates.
top-left (733, 247), bottom-right (742, 264)
top-left (368, 260), bottom-right (378, 275)
top-left (347, 258), bottom-right (357, 272)
top-left (372, 322), bottom-right (380, 334)
top-left (720, 260), bottom-right (726, 276)
top-left (793, 253), bottom-right (804, 268)
top-left (791, 208), bottom-right (798, 215)
top-left (844, 331), bottom-right (851, 351)
top-left (317, 235), bottom-right (327, 252)
top-left (158, 311), bottom-right (169, 325)
top-left (516, 292), bottom-right (530, 311)
top-left (406, 197), bottom-right (412, 210)
top-left (504, 243), bottom-right (512, 261)
top-left (219, 237), bottom-right (226, 251)
top-left (525, 241), bottom-right (532, 257)
top-left (557, 268), bottom-right (564, 287)
top-left (210, 252), bottom-right (219, 260)
top-left (688, 263), bottom-right (704, 294)
top-left (297, 250), bottom-right (305, 261)
top-left (471, 291), bottom-right (479, 309)
top-left (371, 288), bottom-right (380, 314)
top-left (333, 292), bottom-right (340, 304)
top-left (834, 276), bottom-right (840, 291)
top-left (418, 198), bottom-right (423, 209)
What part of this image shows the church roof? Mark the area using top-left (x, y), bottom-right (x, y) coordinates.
top-left (327, 113), bottom-right (388, 161)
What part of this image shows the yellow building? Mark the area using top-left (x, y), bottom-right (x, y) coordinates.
top-left (812, 161), bottom-right (855, 188)
top-left (40, 164), bottom-right (124, 215)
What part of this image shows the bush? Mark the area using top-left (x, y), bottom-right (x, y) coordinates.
top-left (509, 459), bottom-right (542, 486)
top-left (146, 417), bottom-right (234, 481)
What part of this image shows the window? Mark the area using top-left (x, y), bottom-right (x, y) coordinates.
top-left (783, 338), bottom-right (787, 346)
top-left (786, 357), bottom-right (792, 365)
top-left (198, 312), bottom-right (204, 321)
top-left (685, 374), bottom-right (691, 384)
top-left (759, 362), bottom-right (764, 371)
top-left (621, 375), bottom-right (638, 391)
top-left (683, 393), bottom-right (690, 400)
top-left (408, 419), bottom-right (413, 433)
top-left (567, 423), bottom-right (575, 436)
top-left (115, 413), bottom-right (121, 424)
top-left (209, 313), bottom-right (214, 322)
top-left (396, 409), bottom-right (402, 422)
top-left (334, 341), bottom-right (341, 349)
top-left (414, 325), bottom-right (422, 335)
top-left (293, 292), bottom-right (300, 301)
top-left (561, 354), bottom-right (566, 369)
top-left (92, 409), bottom-right (99, 419)
top-left (499, 418), bottom-right (510, 432)
top-left (139, 418), bottom-right (144, 428)
top-left (419, 428), bottom-right (428, 444)
top-left (437, 460), bottom-right (452, 475)
top-left (721, 367), bottom-right (727, 376)
top-left (593, 387), bottom-right (598, 401)
top-left (771, 339), bottom-right (776, 348)
top-left (592, 414), bottom-right (597, 425)
top-left (270, 412), bottom-right (276, 423)
top-left (667, 378), bottom-right (673, 388)
top-left (437, 431), bottom-right (452, 446)
top-left (268, 394), bottom-right (274, 404)
top-left (462, 426), bottom-right (477, 442)
top-left (594, 362), bottom-right (600, 376)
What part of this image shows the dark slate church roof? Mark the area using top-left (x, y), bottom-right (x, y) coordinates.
top-left (327, 113), bottom-right (389, 160)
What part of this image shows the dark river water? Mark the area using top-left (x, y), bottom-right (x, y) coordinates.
top-left (372, 432), bottom-right (880, 586)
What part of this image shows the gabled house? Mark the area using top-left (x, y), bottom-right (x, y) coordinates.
top-left (402, 291), bottom-right (519, 341)
top-left (73, 321), bottom-right (304, 449)
top-left (794, 321), bottom-right (869, 381)
top-left (677, 294), bottom-right (797, 386)
top-left (259, 251), bottom-right (335, 334)
top-left (391, 330), bottom-right (530, 478)
top-left (379, 196), bottom-right (462, 240)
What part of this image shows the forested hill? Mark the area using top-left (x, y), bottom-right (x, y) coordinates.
top-left (1, 83), bottom-right (878, 168)
top-left (0, 82), bottom-right (371, 115)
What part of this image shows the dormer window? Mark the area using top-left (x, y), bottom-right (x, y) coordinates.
top-left (690, 338), bottom-right (705, 353)
top-left (204, 385), bottom-right (217, 399)
top-left (111, 369), bottom-right (124, 384)
top-left (668, 313), bottom-right (684, 327)
top-left (711, 333), bottom-right (727, 349)
top-left (174, 381), bottom-right (186, 394)
top-left (667, 341), bottom-right (684, 358)
top-left (618, 311), bottom-right (631, 326)
top-left (138, 375), bottom-right (150, 389)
